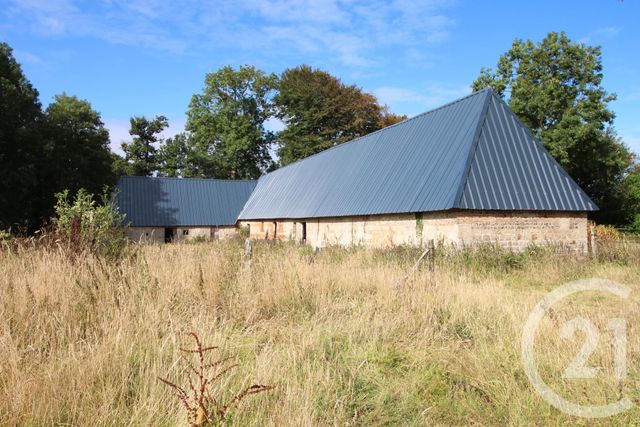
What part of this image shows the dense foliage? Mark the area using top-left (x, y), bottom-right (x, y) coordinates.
top-left (121, 115), bottom-right (169, 176)
top-left (0, 43), bottom-right (116, 231)
top-left (0, 42), bottom-right (43, 230)
top-left (621, 165), bottom-right (640, 231)
top-left (157, 132), bottom-right (191, 177)
top-left (184, 65), bottom-right (279, 179)
top-left (473, 32), bottom-right (638, 225)
top-left (53, 188), bottom-right (128, 261)
top-left (275, 65), bottom-right (406, 166)
top-left (43, 94), bottom-right (116, 205)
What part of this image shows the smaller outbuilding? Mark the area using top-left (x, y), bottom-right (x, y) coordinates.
top-left (115, 176), bottom-right (256, 243)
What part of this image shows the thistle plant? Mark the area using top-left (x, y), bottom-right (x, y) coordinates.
top-left (159, 332), bottom-right (273, 426)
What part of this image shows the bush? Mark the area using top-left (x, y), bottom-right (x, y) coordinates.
top-left (53, 188), bottom-right (128, 261)
top-left (0, 229), bottom-right (10, 250)
top-left (594, 224), bottom-right (622, 241)
top-left (628, 214), bottom-right (640, 234)
top-left (238, 225), bottom-right (250, 239)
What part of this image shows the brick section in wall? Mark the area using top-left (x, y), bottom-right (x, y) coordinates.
top-left (454, 211), bottom-right (588, 252)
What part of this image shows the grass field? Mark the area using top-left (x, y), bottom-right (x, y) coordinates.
top-left (1, 239), bottom-right (639, 426)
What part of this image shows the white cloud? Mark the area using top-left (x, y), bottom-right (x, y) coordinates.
top-left (4, 0), bottom-right (456, 66)
top-left (241, 0), bottom-right (456, 67)
top-left (593, 26), bottom-right (622, 39)
top-left (627, 90), bottom-right (640, 102)
top-left (580, 26), bottom-right (622, 44)
top-left (374, 87), bottom-right (427, 104)
top-left (374, 82), bottom-right (469, 112)
top-left (5, 0), bottom-right (189, 52)
top-left (12, 49), bottom-right (44, 66)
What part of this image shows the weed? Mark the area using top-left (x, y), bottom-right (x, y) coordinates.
top-left (158, 332), bottom-right (273, 426)
top-left (52, 187), bottom-right (129, 262)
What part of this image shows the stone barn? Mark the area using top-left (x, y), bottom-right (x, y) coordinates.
top-left (238, 89), bottom-right (598, 252)
top-left (116, 176), bottom-right (256, 243)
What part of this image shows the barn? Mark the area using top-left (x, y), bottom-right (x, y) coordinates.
top-left (116, 176), bottom-right (256, 243)
top-left (238, 88), bottom-right (598, 252)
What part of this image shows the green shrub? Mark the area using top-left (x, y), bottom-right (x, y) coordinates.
top-left (53, 188), bottom-right (128, 261)
top-left (238, 225), bottom-right (250, 239)
top-left (187, 235), bottom-right (207, 244)
top-left (0, 229), bottom-right (10, 250)
top-left (629, 214), bottom-right (640, 234)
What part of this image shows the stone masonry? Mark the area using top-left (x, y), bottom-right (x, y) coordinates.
top-left (127, 225), bottom-right (239, 243)
top-left (242, 210), bottom-right (589, 252)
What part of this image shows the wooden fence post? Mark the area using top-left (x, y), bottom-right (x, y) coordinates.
top-left (245, 237), bottom-right (252, 259)
top-left (587, 222), bottom-right (597, 258)
top-left (427, 239), bottom-right (435, 273)
top-left (244, 238), bottom-right (252, 271)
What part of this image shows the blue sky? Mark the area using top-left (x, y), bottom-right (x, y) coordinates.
top-left (2, 0), bottom-right (639, 155)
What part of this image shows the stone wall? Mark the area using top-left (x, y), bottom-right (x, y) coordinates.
top-left (127, 227), bottom-right (164, 243)
top-left (243, 210), bottom-right (589, 252)
top-left (127, 225), bottom-right (239, 243)
top-left (213, 226), bottom-right (239, 240)
top-left (455, 211), bottom-right (588, 251)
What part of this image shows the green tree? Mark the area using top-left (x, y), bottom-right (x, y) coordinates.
top-left (111, 152), bottom-right (133, 177)
top-left (0, 42), bottom-right (44, 230)
top-left (621, 164), bottom-right (640, 231)
top-left (43, 94), bottom-right (116, 211)
top-left (186, 65), bottom-right (278, 179)
top-left (121, 115), bottom-right (168, 176)
top-left (157, 132), bottom-right (191, 177)
top-left (472, 32), bottom-right (632, 224)
top-left (378, 109), bottom-right (407, 128)
top-left (275, 65), bottom-right (405, 165)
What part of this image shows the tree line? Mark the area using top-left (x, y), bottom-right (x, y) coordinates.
top-left (1, 31), bottom-right (639, 232)
top-left (0, 45), bottom-right (405, 231)
top-left (472, 32), bottom-right (638, 226)
top-left (1, 42), bottom-right (115, 231)
top-left (117, 64), bottom-right (406, 179)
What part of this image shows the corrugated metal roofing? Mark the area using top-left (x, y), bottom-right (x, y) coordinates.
top-left (238, 88), bottom-right (597, 220)
top-left (458, 93), bottom-right (597, 211)
top-left (116, 176), bottom-right (256, 227)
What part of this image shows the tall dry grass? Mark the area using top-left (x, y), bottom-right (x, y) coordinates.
top-left (1, 239), bottom-right (639, 425)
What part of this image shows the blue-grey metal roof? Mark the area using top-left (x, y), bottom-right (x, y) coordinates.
top-left (458, 92), bottom-right (597, 211)
top-left (116, 176), bottom-right (256, 227)
top-left (238, 88), bottom-right (597, 220)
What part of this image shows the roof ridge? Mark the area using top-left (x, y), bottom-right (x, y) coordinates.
top-left (265, 88), bottom-right (489, 176)
top-left (452, 89), bottom-right (494, 208)
top-left (118, 175), bottom-right (256, 183)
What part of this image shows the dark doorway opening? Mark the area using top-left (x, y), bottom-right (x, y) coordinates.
top-left (301, 222), bottom-right (307, 243)
top-left (164, 227), bottom-right (175, 243)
